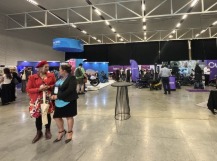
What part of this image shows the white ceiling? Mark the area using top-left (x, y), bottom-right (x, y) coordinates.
top-left (0, 0), bottom-right (217, 44)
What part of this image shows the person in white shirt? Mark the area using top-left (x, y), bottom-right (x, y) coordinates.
top-left (203, 65), bottom-right (210, 86)
top-left (159, 65), bottom-right (171, 94)
top-left (0, 68), bottom-right (13, 105)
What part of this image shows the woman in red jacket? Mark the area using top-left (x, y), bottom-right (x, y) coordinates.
top-left (26, 60), bottom-right (56, 143)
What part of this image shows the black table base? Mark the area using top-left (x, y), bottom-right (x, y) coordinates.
top-left (114, 86), bottom-right (131, 120)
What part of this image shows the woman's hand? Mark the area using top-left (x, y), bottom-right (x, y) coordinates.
top-left (39, 85), bottom-right (50, 91)
top-left (50, 95), bottom-right (57, 100)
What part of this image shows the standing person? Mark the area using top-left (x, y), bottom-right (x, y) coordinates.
top-left (0, 68), bottom-right (13, 105)
top-left (159, 65), bottom-right (171, 94)
top-left (21, 67), bottom-right (32, 93)
top-left (75, 63), bottom-right (85, 94)
top-left (10, 67), bottom-right (21, 102)
top-left (51, 63), bottom-right (78, 144)
top-left (26, 61), bottom-right (56, 143)
top-left (194, 63), bottom-right (202, 82)
top-left (204, 65), bottom-right (210, 86)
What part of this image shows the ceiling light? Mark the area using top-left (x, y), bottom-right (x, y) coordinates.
top-left (195, 34), bottom-right (199, 37)
top-left (142, 17), bottom-right (146, 22)
top-left (27, 0), bottom-right (38, 6)
top-left (143, 25), bottom-right (147, 30)
top-left (70, 23), bottom-right (76, 28)
top-left (92, 36), bottom-right (97, 40)
top-left (144, 36), bottom-right (147, 40)
top-left (212, 21), bottom-right (217, 26)
top-left (82, 30), bottom-right (87, 34)
top-left (190, 0), bottom-right (199, 7)
top-left (182, 14), bottom-right (188, 20)
top-left (94, 9), bottom-right (101, 16)
top-left (144, 32), bottom-right (146, 36)
top-left (120, 38), bottom-right (124, 41)
top-left (111, 28), bottom-right (116, 32)
top-left (97, 39), bottom-right (101, 43)
top-left (142, 4), bottom-right (146, 11)
top-left (105, 21), bottom-right (110, 25)
top-left (200, 30), bottom-right (206, 34)
top-left (116, 34), bottom-right (120, 37)
top-left (172, 30), bottom-right (176, 34)
top-left (169, 35), bottom-right (173, 38)
top-left (176, 23), bottom-right (181, 28)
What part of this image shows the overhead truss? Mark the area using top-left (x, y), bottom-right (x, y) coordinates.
top-left (75, 27), bottom-right (217, 44)
top-left (4, 0), bottom-right (217, 43)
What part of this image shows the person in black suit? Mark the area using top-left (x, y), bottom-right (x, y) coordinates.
top-left (51, 63), bottom-right (78, 144)
top-left (10, 67), bottom-right (21, 101)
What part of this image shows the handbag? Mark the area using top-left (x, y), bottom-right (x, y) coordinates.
top-left (13, 77), bottom-right (19, 85)
top-left (22, 71), bottom-right (26, 80)
top-left (29, 92), bottom-right (54, 119)
top-left (41, 91), bottom-right (49, 125)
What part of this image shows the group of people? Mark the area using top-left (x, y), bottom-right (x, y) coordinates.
top-left (0, 67), bottom-right (22, 105)
top-left (26, 60), bottom-right (78, 144)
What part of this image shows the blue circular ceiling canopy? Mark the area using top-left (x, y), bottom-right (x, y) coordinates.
top-left (53, 38), bottom-right (84, 52)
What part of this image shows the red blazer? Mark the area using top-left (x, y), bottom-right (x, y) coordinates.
top-left (26, 73), bottom-right (56, 103)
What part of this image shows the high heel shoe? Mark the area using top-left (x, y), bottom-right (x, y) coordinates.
top-left (53, 130), bottom-right (66, 143)
top-left (65, 131), bottom-right (73, 144)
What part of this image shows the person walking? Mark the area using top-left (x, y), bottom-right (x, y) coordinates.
top-left (159, 65), bottom-right (171, 94)
top-left (51, 63), bottom-right (78, 144)
top-left (26, 60), bottom-right (56, 143)
top-left (21, 67), bottom-right (32, 93)
top-left (75, 63), bottom-right (85, 94)
top-left (203, 65), bottom-right (210, 86)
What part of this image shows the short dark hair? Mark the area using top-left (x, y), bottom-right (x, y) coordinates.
top-left (60, 64), bottom-right (72, 73)
top-left (79, 63), bottom-right (83, 67)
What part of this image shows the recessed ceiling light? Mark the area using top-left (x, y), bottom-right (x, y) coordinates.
top-left (190, 0), bottom-right (199, 7)
top-left (212, 21), bottom-right (217, 26)
top-left (111, 28), bottom-right (116, 32)
top-left (143, 25), bottom-right (147, 30)
top-left (142, 4), bottom-right (146, 11)
top-left (182, 14), bottom-right (188, 20)
top-left (176, 23), bottom-right (181, 28)
top-left (27, 0), bottom-right (38, 6)
top-left (82, 30), bottom-right (87, 34)
top-left (105, 21), bottom-right (110, 25)
top-left (142, 17), bottom-right (146, 22)
top-left (70, 23), bottom-right (76, 28)
top-left (94, 9), bottom-right (101, 16)
top-left (200, 30), bottom-right (206, 34)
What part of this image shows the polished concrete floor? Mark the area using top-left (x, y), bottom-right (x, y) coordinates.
top-left (0, 85), bottom-right (217, 161)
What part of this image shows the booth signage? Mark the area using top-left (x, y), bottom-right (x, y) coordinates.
top-left (53, 38), bottom-right (84, 52)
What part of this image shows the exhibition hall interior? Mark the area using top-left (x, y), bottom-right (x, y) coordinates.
top-left (1, 0), bottom-right (217, 160)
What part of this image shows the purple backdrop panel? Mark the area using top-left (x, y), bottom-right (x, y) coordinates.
top-left (169, 76), bottom-right (176, 90)
top-left (130, 60), bottom-right (139, 82)
top-left (108, 65), bottom-right (131, 72)
top-left (206, 60), bottom-right (217, 80)
top-left (141, 65), bottom-right (150, 70)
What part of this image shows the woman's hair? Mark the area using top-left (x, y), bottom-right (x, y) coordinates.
top-left (60, 64), bottom-right (72, 73)
top-left (3, 68), bottom-right (12, 79)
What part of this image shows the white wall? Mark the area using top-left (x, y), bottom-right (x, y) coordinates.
top-left (0, 14), bottom-right (65, 66)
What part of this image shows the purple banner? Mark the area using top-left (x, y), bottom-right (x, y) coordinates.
top-left (130, 60), bottom-right (139, 82)
top-left (205, 60), bottom-right (217, 80)
top-left (169, 76), bottom-right (176, 90)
